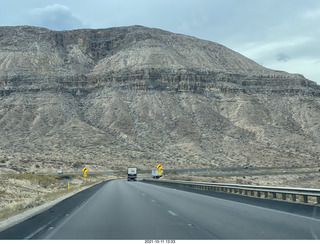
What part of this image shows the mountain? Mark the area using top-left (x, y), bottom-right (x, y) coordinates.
top-left (0, 25), bottom-right (319, 173)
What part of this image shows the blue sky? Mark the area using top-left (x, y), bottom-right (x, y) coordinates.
top-left (1, 0), bottom-right (319, 84)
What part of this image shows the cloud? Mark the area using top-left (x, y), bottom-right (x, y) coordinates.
top-left (28, 4), bottom-right (84, 30)
top-left (234, 37), bottom-right (313, 63)
top-left (231, 36), bottom-right (319, 83)
top-left (276, 53), bottom-right (290, 62)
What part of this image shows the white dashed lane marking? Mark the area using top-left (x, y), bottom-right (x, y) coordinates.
top-left (167, 210), bottom-right (178, 216)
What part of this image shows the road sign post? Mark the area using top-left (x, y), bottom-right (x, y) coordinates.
top-left (82, 166), bottom-right (88, 177)
top-left (157, 164), bottom-right (162, 174)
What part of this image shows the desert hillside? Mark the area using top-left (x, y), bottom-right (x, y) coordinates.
top-left (0, 25), bottom-right (319, 173)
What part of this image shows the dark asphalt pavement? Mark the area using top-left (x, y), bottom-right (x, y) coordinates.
top-left (1, 179), bottom-right (320, 239)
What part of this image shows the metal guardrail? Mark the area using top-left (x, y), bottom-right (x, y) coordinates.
top-left (143, 179), bottom-right (320, 205)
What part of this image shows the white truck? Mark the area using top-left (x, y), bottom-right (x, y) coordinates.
top-left (127, 167), bottom-right (137, 181)
top-left (151, 169), bottom-right (163, 179)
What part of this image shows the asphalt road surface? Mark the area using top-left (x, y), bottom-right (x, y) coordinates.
top-left (1, 179), bottom-right (320, 239)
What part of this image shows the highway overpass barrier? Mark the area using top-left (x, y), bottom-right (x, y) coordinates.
top-left (143, 178), bottom-right (320, 205)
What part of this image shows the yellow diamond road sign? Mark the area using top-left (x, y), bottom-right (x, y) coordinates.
top-left (82, 166), bottom-right (88, 173)
top-left (157, 164), bottom-right (162, 170)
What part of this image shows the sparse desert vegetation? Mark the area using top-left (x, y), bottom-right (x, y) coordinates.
top-left (0, 166), bottom-right (319, 223)
top-left (0, 26), bottom-right (320, 173)
top-left (0, 173), bottom-right (117, 222)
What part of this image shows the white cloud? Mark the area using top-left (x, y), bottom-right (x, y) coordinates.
top-left (28, 4), bottom-right (85, 30)
top-left (235, 37), bottom-right (314, 60)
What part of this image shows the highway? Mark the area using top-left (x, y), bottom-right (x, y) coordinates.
top-left (1, 179), bottom-right (320, 239)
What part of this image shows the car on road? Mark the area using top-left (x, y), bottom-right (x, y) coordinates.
top-left (58, 170), bottom-right (63, 174)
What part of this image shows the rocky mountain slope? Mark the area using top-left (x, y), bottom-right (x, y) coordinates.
top-left (0, 25), bottom-right (319, 173)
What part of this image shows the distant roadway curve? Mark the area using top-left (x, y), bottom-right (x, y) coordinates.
top-left (1, 179), bottom-right (320, 239)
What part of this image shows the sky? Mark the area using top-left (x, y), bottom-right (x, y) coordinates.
top-left (0, 0), bottom-right (319, 84)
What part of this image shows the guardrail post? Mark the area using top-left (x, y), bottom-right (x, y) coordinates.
top-left (303, 195), bottom-right (308, 203)
top-left (292, 194), bottom-right (296, 202)
top-left (257, 191), bottom-right (261, 198)
top-left (272, 192), bottom-right (277, 199)
top-left (264, 192), bottom-right (268, 198)
top-left (317, 196), bottom-right (320, 205)
top-left (251, 190), bottom-right (254, 196)
top-left (282, 193), bottom-right (286, 200)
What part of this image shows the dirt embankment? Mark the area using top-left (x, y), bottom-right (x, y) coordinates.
top-left (0, 173), bottom-right (118, 222)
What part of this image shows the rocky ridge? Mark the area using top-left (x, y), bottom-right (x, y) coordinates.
top-left (0, 25), bottom-right (319, 173)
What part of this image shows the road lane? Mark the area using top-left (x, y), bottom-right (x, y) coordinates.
top-left (41, 179), bottom-right (216, 239)
top-left (136, 181), bottom-right (320, 239)
top-left (38, 179), bottom-right (320, 239)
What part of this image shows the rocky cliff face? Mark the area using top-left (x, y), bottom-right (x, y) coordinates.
top-left (0, 25), bottom-right (319, 173)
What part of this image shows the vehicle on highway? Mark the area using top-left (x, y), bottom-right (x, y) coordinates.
top-left (57, 170), bottom-right (63, 174)
top-left (127, 167), bottom-right (137, 181)
top-left (151, 169), bottom-right (163, 179)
